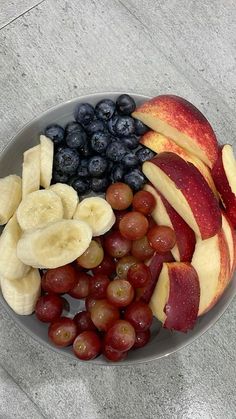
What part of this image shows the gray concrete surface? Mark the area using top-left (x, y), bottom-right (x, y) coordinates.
top-left (0, 1), bottom-right (235, 418)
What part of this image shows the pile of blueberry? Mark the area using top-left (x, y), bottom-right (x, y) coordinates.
top-left (45, 94), bottom-right (155, 195)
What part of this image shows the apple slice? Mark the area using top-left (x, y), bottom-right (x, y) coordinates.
top-left (212, 144), bottom-right (236, 227)
top-left (221, 212), bottom-right (236, 277)
top-left (191, 230), bottom-right (231, 315)
top-left (143, 152), bottom-right (222, 239)
top-left (141, 131), bottom-right (218, 196)
top-left (137, 251), bottom-right (174, 303)
top-left (144, 184), bottom-right (195, 262)
top-left (133, 95), bottom-right (218, 168)
top-left (149, 262), bottom-right (200, 332)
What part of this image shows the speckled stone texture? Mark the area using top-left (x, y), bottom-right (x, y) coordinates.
top-left (0, 1), bottom-right (235, 418)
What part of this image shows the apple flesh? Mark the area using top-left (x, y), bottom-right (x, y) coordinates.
top-left (137, 251), bottom-right (174, 303)
top-left (221, 213), bottom-right (236, 278)
top-left (141, 131), bottom-right (218, 196)
top-left (191, 230), bottom-right (231, 315)
top-left (143, 152), bottom-right (222, 239)
top-left (133, 95), bottom-right (218, 168)
top-left (149, 262), bottom-right (200, 332)
top-left (144, 184), bottom-right (195, 262)
top-left (212, 144), bottom-right (236, 227)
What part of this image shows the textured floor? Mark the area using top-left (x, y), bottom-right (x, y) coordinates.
top-left (0, 1), bottom-right (236, 418)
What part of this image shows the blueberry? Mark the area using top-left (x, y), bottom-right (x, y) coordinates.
top-left (91, 131), bottom-right (111, 155)
top-left (86, 119), bottom-right (106, 136)
top-left (88, 156), bottom-right (108, 177)
top-left (123, 135), bottom-right (140, 150)
top-left (110, 165), bottom-right (126, 183)
top-left (77, 164), bottom-right (90, 178)
top-left (80, 158), bottom-right (89, 168)
top-left (134, 119), bottom-right (149, 136)
top-left (114, 116), bottom-right (135, 137)
top-left (124, 169), bottom-right (146, 191)
top-left (107, 160), bottom-right (114, 173)
top-left (80, 141), bottom-right (93, 157)
top-left (123, 152), bottom-right (139, 168)
top-left (65, 121), bottom-right (82, 135)
top-left (106, 141), bottom-right (128, 162)
top-left (45, 124), bottom-right (64, 146)
top-left (91, 177), bottom-right (109, 193)
top-left (107, 115), bottom-right (119, 136)
top-left (75, 103), bottom-right (95, 126)
top-left (95, 99), bottom-right (116, 121)
top-left (72, 178), bottom-right (91, 195)
top-left (52, 170), bottom-right (69, 184)
top-left (136, 147), bottom-right (156, 163)
top-left (54, 148), bottom-right (80, 175)
top-left (116, 94), bottom-right (136, 115)
top-left (65, 127), bottom-right (87, 149)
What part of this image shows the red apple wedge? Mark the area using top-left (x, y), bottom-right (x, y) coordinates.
top-left (191, 230), bottom-right (231, 315)
top-left (137, 251), bottom-right (174, 303)
top-left (144, 184), bottom-right (195, 262)
top-left (141, 131), bottom-right (218, 196)
top-left (221, 212), bottom-right (236, 277)
top-left (149, 262), bottom-right (200, 332)
top-left (212, 144), bottom-right (236, 227)
top-left (133, 95), bottom-right (218, 168)
top-left (143, 152), bottom-right (222, 239)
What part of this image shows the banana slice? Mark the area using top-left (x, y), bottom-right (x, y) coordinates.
top-left (49, 183), bottom-right (78, 219)
top-left (16, 189), bottom-right (64, 231)
top-left (0, 175), bottom-right (22, 225)
top-left (0, 215), bottom-right (30, 280)
top-left (1, 269), bottom-right (41, 315)
top-left (17, 219), bottom-right (92, 269)
top-left (73, 197), bottom-right (115, 236)
top-left (40, 135), bottom-right (54, 189)
top-left (22, 145), bottom-right (41, 198)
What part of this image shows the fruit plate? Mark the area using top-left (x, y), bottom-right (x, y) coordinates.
top-left (0, 92), bottom-right (235, 365)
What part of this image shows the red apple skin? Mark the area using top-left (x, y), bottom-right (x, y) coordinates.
top-left (164, 263), bottom-right (200, 332)
top-left (147, 152), bottom-right (222, 239)
top-left (157, 190), bottom-right (196, 262)
top-left (133, 95), bottom-right (218, 168)
top-left (138, 252), bottom-right (174, 303)
top-left (212, 147), bottom-right (236, 228)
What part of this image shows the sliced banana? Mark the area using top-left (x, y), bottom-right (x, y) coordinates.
top-left (40, 135), bottom-right (54, 189)
top-left (1, 269), bottom-right (41, 315)
top-left (73, 197), bottom-right (115, 236)
top-left (0, 215), bottom-right (30, 280)
top-left (17, 219), bottom-right (92, 269)
top-left (49, 183), bottom-right (78, 219)
top-left (16, 189), bottom-right (64, 231)
top-left (0, 175), bottom-right (22, 225)
top-left (22, 145), bottom-right (41, 198)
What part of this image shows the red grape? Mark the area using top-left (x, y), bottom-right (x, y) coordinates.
top-left (147, 225), bottom-right (176, 253)
top-left (103, 345), bottom-right (128, 362)
top-left (35, 294), bottom-right (63, 323)
top-left (105, 320), bottom-right (135, 351)
top-left (48, 317), bottom-right (77, 347)
top-left (106, 182), bottom-right (133, 210)
top-left (68, 272), bottom-right (90, 299)
top-left (132, 190), bottom-right (156, 215)
top-left (124, 301), bottom-right (153, 332)
top-left (127, 263), bottom-right (151, 288)
top-left (77, 240), bottom-right (104, 269)
top-left (90, 299), bottom-right (120, 331)
top-left (116, 255), bottom-right (138, 279)
top-left (42, 264), bottom-right (77, 294)
top-left (85, 296), bottom-right (99, 312)
top-left (119, 211), bottom-right (149, 240)
top-left (73, 311), bottom-right (96, 333)
top-left (133, 329), bottom-right (151, 349)
top-left (106, 279), bottom-right (134, 307)
top-left (104, 231), bottom-right (131, 258)
top-left (131, 235), bottom-right (154, 261)
top-left (89, 274), bottom-right (110, 299)
top-left (92, 254), bottom-right (116, 277)
top-left (114, 210), bottom-right (129, 229)
top-left (73, 331), bottom-right (102, 360)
